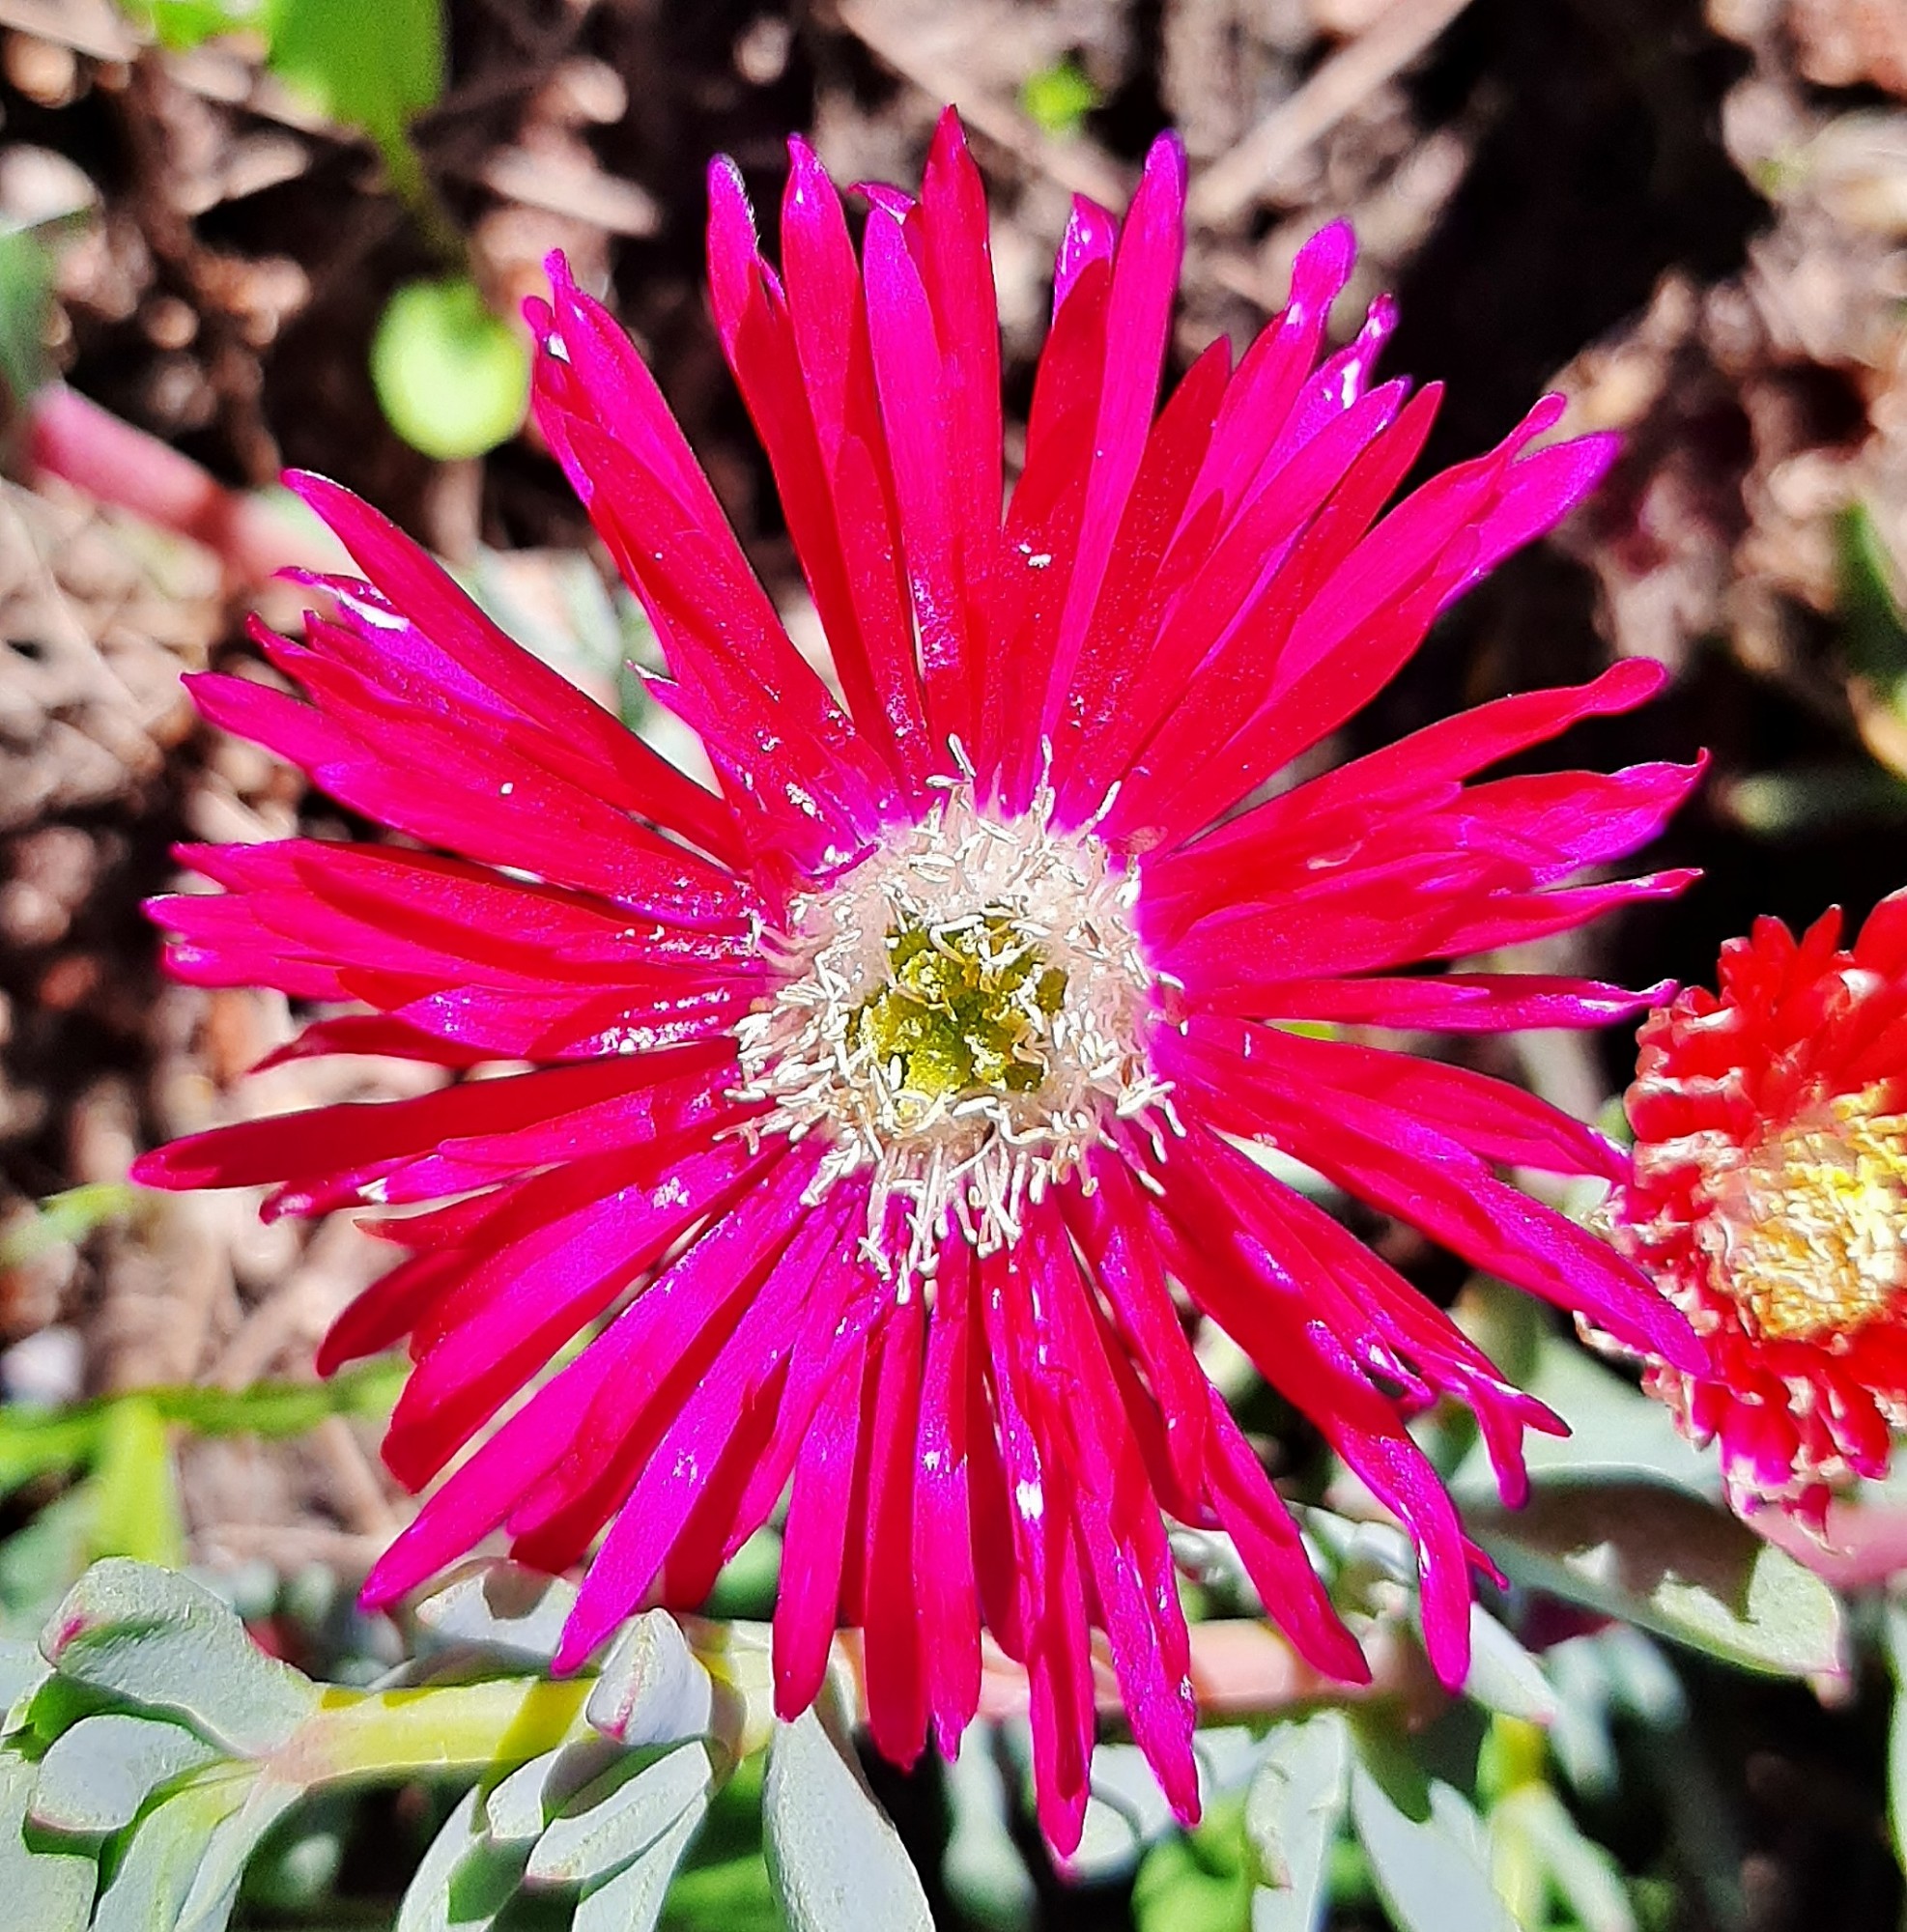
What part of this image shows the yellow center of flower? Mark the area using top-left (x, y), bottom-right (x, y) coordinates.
top-left (1718, 1088), bottom-right (1907, 1342)
top-left (854, 918), bottom-right (1067, 1115)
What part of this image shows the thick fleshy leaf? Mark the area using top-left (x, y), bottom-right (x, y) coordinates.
top-left (0, 1751), bottom-right (94, 1932)
top-left (30, 1712), bottom-right (220, 1834)
top-left (763, 1706), bottom-right (933, 1932)
top-left (1349, 1748), bottom-right (1515, 1932)
top-left (41, 1561), bottom-right (319, 1756)
top-left (1467, 1479), bottom-right (1845, 1676)
top-left (1245, 1712), bottom-right (1351, 1932)
top-left (525, 1740), bottom-right (713, 1887)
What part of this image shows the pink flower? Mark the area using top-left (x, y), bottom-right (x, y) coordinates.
top-left (133, 112), bottom-right (1702, 1851)
top-left (1612, 895), bottom-right (1907, 1526)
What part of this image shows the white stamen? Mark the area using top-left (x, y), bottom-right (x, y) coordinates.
top-left (732, 778), bottom-right (1169, 1289)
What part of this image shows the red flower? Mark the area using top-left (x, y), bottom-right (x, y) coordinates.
top-left (133, 113), bottom-right (1701, 1850)
top-left (1614, 895), bottom-right (1907, 1524)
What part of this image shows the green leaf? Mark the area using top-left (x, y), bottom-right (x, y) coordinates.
top-left (88, 1397), bottom-right (186, 1569)
top-left (0, 1751), bottom-right (94, 1932)
top-left (263, 0), bottom-right (442, 188)
top-left (371, 277), bottom-right (530, 462)
top-left (526, 1741), bottom-right (713, 1888)
top-left (1467, 1478), bottom-right (1845, 1677)
top-left (41, 1560), bottom-right (320, 1755)
top-left (1349, 1754), bottom-right (1515, 1932)
top-left (1245, 1713), bottom-right (1350, 1932)
top-left (31, 1712), bottom-right (220, 1834)
top-left (763, 1706), bottom-right (931, 1932)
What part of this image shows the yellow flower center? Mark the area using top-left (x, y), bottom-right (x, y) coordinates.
top-left (1716, 1088), bottom-right (1907, 1342)
top-left (854, 917), bottom-right (1067, 1117)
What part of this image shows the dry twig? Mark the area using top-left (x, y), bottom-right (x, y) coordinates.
top-left (1187, 0), bottom-right (1476, 227)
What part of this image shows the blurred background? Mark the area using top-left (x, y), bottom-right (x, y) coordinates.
top-left (2, 0), bottom-right (1907, 1926)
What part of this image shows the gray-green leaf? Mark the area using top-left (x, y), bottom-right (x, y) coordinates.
top-left (527, 1741), bottom-right (712, 1888)
top-left (0, 1751), bottom-right (94, 1932)
top-left (1467, 1479), bottom-right (1844, 1678)
top-left (414, 1563), bottom-right (580, 1666)
top-left (764, 1706), bottom-right (932, 1932)
top-left (31, 1712), bottom-right (220, 1834)
top-left (42, 1561), bottom-right (319, 1754)
top-left (586, 1611), bottom-right (716, 1748)
top-left (1351, 1758), bottom-right (1516, 1932)
top-left (91, 1773), bottom-right (250, 1932)
top-left (572, 1800), bottom-right (706, 1932)
top-left (1246, 1712), bottom-right (1351, 1932)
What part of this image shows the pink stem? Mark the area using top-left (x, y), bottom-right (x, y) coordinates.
top-left (25, 384), bottom-right (346, 584)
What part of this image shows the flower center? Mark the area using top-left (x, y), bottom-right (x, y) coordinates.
top-left (732, 779), bottom-right (1168, 1285)
top-left (1711, 1088), bottom-right (1907, 1343)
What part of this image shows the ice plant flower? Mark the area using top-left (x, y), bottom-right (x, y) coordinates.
top-left (131, 113), bottom-right (1705, 1851)
top-left (1612, 895), bottom-right (1907, 1524)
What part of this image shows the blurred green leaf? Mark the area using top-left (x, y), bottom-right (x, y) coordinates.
top-left (1021, 60), bottom-right (1098, 137)
top-left (943, 1739), bottom-right (1035, 1931)
top-left (88, 1399), bottom-right (185, 1570)
top-left (1450, 1332), bottom-right (1718, 1502)
top-left (0, 229), bottom-right (53, 406)
top-left (1722, 764), bottom-right (1907, 838)
top-left (1491, 1783), bottom-right (1637, 1932)
top-left (1467, 1478), bottom-right (1844, 1677)
top-left (1840, 500), bottom-right (1907, 696)
top-left (0, 1492), bottom-right (98, 1636)
top-left (114, 0), bottom-right (255, 50)
top-left (763, 1705), bottom-right (931, 1932)
top-left (1885, 1603), bottom-right (1907, 1874)
top-left (0, 1356), bottom-right (406, 1501)
top-left (0, 1185), bottom-right (138, 1274)
top-left (661, 1848), bottom-right (779, 1932)
top-left (264, 0), bottom-right (442, 197)
top-left (372, 277), bottom-right (530, 461)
